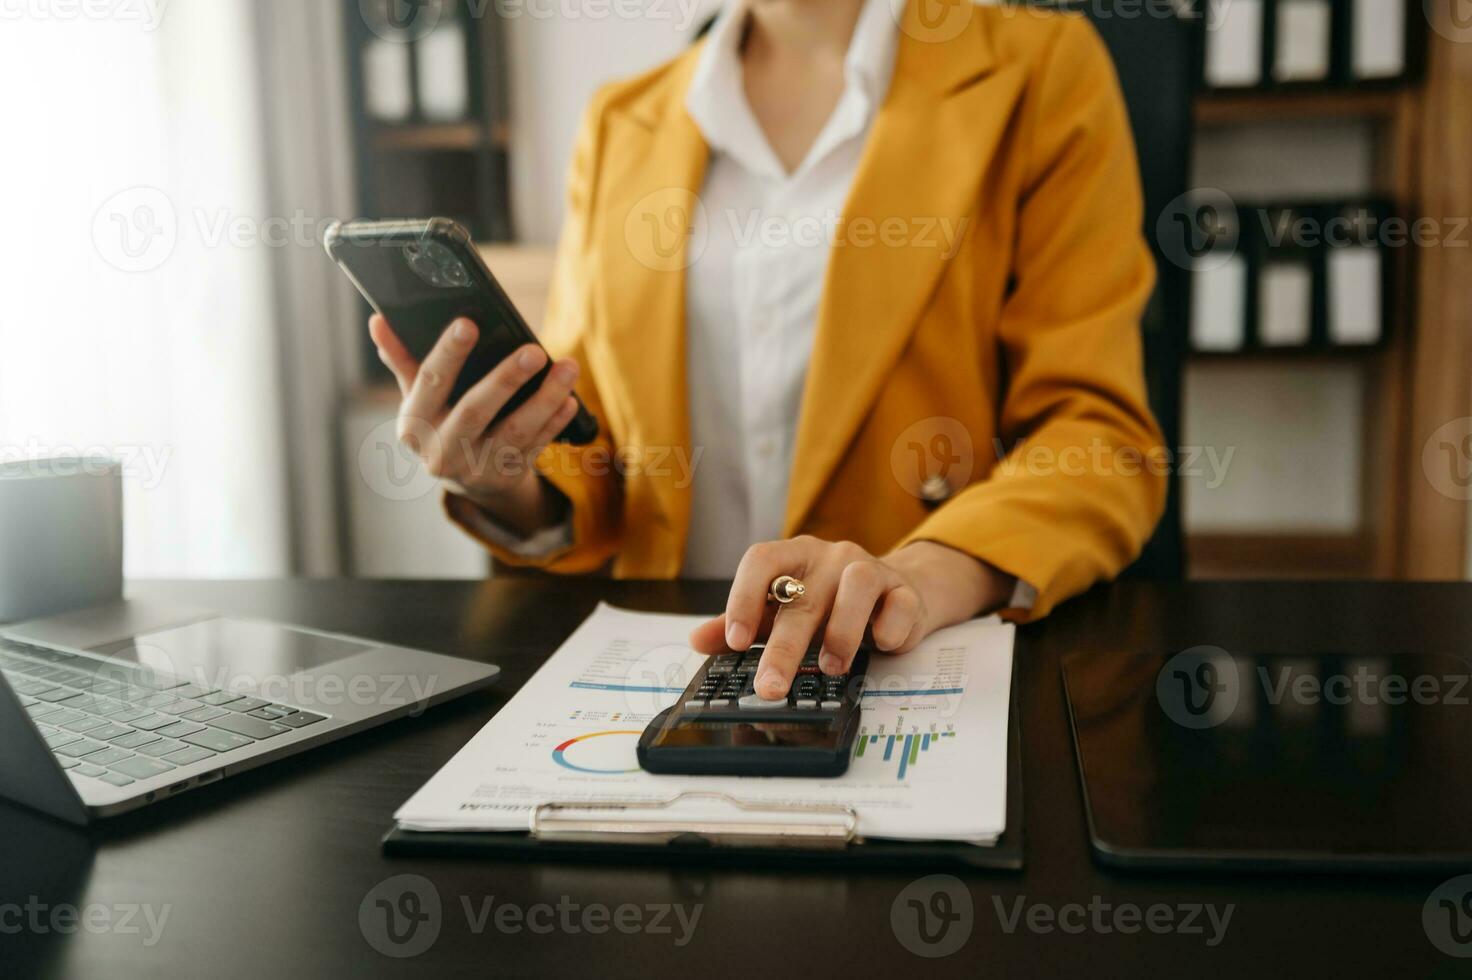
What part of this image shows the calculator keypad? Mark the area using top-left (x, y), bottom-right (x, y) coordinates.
top-left (674, 644), bottom-right (867, 720)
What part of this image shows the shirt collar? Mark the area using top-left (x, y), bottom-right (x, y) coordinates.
top-left (685, 0), bottom-right (899, 179)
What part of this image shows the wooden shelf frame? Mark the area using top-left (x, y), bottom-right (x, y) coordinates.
top-left (369, 120), bottom-right (511, 152)
top-left (1390, 10), bottom-right (1472, 580)
top-left (1194, 88), bottom-right (1404, 126)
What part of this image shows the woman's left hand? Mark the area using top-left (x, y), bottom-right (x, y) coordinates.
top-left (689, 537), bottom-right (1015, 699)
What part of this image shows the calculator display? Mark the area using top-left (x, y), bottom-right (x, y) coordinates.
top-left (650, 720), bottom-right (841, 750)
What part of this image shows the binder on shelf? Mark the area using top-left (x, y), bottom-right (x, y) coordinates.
top-left (1325, 201), bottom-right (1389, 346)
top-left (1198, 0), bottom-right (1419, 90)
top-left (1349, 0), bottom-right (1408, 81)
top-left (1189, 201), bottom-right (1249, 352)
top-left (1254, 205), bottom-right (1317, 347)
top-left (1203, 0), bottom-right (1266, 89)
top-left (416, 9), bottom-right (471, 121)
top-left (1272, 0), bottom-right (1334, 83)
top-left (1191, 198), bottom-right (1394, 355)
top-left (362, 35), bottom-right (413, 122)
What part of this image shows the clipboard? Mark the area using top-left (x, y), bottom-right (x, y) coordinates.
top-left (381, 670), bottom-right (1024, 872)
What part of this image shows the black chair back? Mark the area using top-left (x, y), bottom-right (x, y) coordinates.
top-left (1080, 3), bottom-right (1193, 580)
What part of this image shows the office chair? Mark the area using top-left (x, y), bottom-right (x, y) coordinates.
top-left (1079, 2), bottom-right (1193, 580)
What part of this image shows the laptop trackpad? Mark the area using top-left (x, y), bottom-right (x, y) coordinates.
top-left (94, 617), bottom-right (372, 689)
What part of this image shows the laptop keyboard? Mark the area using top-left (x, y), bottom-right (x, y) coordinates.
top-left (0, 636), bottom-right (328, 790)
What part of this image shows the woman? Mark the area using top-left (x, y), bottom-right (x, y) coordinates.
top-left (368, 0), bottom-right (1166, 700)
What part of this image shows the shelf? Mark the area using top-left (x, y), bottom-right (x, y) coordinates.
top-left (1188, 344), bottom-right (1386, 364)
top-left (370, 121), bottom-right (509, 152)
top-left (1188, 532), bottom-right (1374, 579)
top-left (1194, 88), bottom-right (1405, 126)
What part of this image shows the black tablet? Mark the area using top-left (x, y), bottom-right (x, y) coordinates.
top-left (1063, 647), bottom-right (1472, 872)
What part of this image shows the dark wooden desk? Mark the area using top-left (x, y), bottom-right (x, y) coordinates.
top-left (4, 580), bottom-right (1469, 978)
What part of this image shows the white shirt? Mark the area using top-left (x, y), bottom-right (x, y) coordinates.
top-left (679, 0), bottom-right (899, 578)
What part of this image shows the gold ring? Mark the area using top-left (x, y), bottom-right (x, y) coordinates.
top-left (768, 575), bottom-right (806, 604)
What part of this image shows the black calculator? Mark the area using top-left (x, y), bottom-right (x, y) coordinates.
top-left (636, 643), bottom-right (870, 777)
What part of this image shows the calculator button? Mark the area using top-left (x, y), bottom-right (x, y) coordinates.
top-left (795, 698), bottom-right (818, 709)
top-left (708, 699), bottom-right (735, 708)
top-left (819, 700), bottom-right (843, 711)
top-left (683, 700), bottom-right (707, 711)
top-left (737, 693), bottom-right (789, 710)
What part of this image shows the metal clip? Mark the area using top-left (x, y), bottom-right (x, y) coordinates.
top-left (530, 791), bottom-right (859, 849)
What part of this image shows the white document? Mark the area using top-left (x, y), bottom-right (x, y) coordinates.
top-left (395, 604), bottom-right (1015, 845)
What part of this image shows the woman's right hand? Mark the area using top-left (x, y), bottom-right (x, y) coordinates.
top-left (368, 314), bottom-right (581, 534)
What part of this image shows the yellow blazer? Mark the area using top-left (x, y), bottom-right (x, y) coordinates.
top-left (451, 4), bottom-right (1167, 621)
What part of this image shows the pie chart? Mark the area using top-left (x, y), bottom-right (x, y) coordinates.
top-left (550, 729), bottom-right (642, 774)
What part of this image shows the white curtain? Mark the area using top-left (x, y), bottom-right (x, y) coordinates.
top-left (0, 1), bottom-right (324, 578)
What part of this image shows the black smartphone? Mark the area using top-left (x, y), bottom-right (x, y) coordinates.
top-left (323, 217), bottom-right (598, 445)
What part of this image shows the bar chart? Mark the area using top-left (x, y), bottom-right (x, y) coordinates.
top-left (853, 725), bottom-right (958, 781)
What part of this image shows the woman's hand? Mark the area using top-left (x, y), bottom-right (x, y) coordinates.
top-left (368, 314), bottom-right (579, 534)
top-left (689, 537), bottom-right (1015, 699)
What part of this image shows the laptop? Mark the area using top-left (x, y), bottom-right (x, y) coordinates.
top-left (0, 614), bottom-right (497, 824)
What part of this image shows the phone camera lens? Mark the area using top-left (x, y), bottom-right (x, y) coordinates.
top-left (442, 261), bottom-right (470, 287)
top-left (405, 239), bottom-right (469, 289)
